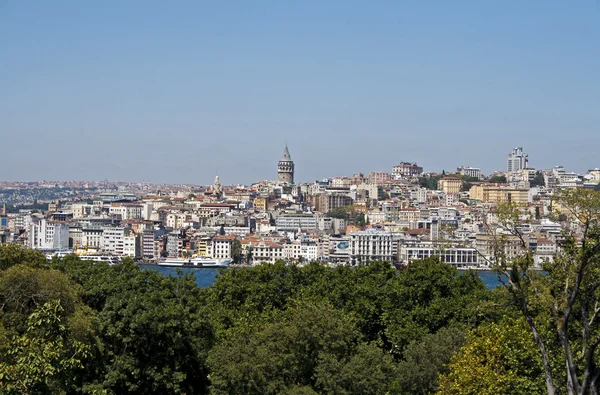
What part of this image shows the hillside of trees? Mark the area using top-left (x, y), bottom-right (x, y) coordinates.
top-left (1, 190), bottom-right (599, 395)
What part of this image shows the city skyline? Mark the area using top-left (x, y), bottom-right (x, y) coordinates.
top-left (0, 142), bottom-right (595, 185)
top-left (1, 1), bottom-right (598, 184)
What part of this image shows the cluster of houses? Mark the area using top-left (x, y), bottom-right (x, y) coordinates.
top-left (1, 146), bottom-right (597, 268)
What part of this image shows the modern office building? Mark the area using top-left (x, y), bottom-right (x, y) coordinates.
top-left (507, 147), bottom-right (529, 173)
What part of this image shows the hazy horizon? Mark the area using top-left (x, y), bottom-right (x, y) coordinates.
top-left (1, 1), bottom-right (598, 184)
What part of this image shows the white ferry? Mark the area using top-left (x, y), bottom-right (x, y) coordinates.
top-left (157, 257), bottom-right (232, 268)
top-left (46, 250), bottom-right (121, 266)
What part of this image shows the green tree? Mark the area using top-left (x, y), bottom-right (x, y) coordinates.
top-left (231, 239), bottom-right (242, 264)
top-left (383, 258), bottom-right (488, 355)
top-left (355, 212), bottom-right (367, 227)
top-left (488, 174), bottom-right (507, 183)
top-left (438, 317), bottom-right (545, 395)
top-left (531, 171), bottom-right (546, 187)
top-left (53, 257), bottom-right (214, 394)
top-left (0, 264), bottom-right (84, 334)
top-left (0, 244), bottom-right (47, 270)
top-left (494, 190), bottom-right (600, 395)
top-left (315, 342), bottom-right (399, 395)
top-left (419, 175), bottom-right (442, 190)
top-left (0, 300), bottom-right (90, 395)
top-left (208, 301), bottom-right (397, 395)
top-left (326, 206), bottom-right (352, 219)
top-left (398, 326), bottom-right (467, 394)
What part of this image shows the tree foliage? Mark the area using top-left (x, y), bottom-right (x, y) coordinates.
top-left (203, 259), bottom-right (488, 393)
top-left (419, 175), bottom-right (442, 190)
top-left (398, 326), bottom-right (467, 394)
top-left (230, 239), bottom-right (242, 264)
top-left (493, 189), bottom-right (600, 395)
top-left (438, 317), bottom-right (546, 395)
top-left (0, 244), bottom-right (508, 394)
top-left (0, 300), bottom-right (90, 395)
top-left (0, 244), bottom-right (47, 270)
top-left (488, 175), bottom-right (507, 184)
top-left (531, 171), bottom-right (546, 187)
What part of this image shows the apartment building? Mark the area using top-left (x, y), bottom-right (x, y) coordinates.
top-left (275, 213), bottom-right (318, 232)
top-left (438, 178), bottom-right (462, 194)
top-left (241, 238), bottom-right (284, 264)
top-left (123, 235), bottom-right (140, 258)
top-left (469, 185), bottom-right (529, 205)
top-left (212, 235), bottom-right (236, 259)
top-left (109, 203), bottom-right (143, 220)
top-left (102, 227), bottom-right (126, 255)
top-left (476, 233), bottom-right (526, 262)
top-left (367, 172), bottom-right (392, 184)
top-left (312, 193), bottom-right (354, 213)
top-left (392, 162), bottom-right (423, 179)
top-left (29, 219), bottom-right (70, 250)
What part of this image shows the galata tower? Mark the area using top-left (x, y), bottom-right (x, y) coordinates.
top-left (277, 143), bottom-right (294, 184)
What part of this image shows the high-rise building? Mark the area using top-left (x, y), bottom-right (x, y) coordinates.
top-left (507, 147), bottom-right (529, 173)
top-left (277, 143), bottom-right (295, 184)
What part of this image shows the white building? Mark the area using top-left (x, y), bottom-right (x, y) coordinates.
top-left (410, 187), bottom-right (428, 204)
top-left (109, 204), bottom-right (143, 220)
top-left (399, 243), bottom-right (479, 267)
top-left (211, 235), bottom-right (236, 259)
top-left (299, 241), bottom-right (319, 261)
top-left (507, 147), bottom-right (529, 173)
top-left (327, 235), bottom-right (351, 263)
top-left (166, 212), bottom-right (189, 229)
top-left (242, 239), bottom-right (284, 264)
top-left (102, 227), bottom-right (126, 255)
top-left (330, 177), bottom-right (352, 187)
top-left (457, 166), bottom-right (483, 180)
top-left (548, 166), bottom-right (583, 189)
top-left (349, 229), bottom-right (397, 265)
top-left (142, 202), bottom-right (154, 220)
top-left (29, 219), bottom-right (69, 250)
top-left (275, 213), bottom-right (318, 232)
top-left (71, 203), bottom-right (95, 219)
top-left (392, 162), bottom-right (423, 179)
top-left (366, 210), bottom-right (386, 225)
top-left (123, 235), bottom-right (140, 258)
top-left (82, 228), bottom-right (104, 249)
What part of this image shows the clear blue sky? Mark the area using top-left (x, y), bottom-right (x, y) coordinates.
top-left (1, 1), bottom-right (598, 184)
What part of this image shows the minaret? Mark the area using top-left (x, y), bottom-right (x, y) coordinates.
top-left (213, 176), bottom-right (223, 199)
top-left (278, 143), bottom-right (295, 184)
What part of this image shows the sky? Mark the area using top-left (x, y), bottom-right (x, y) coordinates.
top-left (0, 1), bottom-right (598, 185)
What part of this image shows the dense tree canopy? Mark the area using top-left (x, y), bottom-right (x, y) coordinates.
top-left (5, 239), bottom-right (592, 394)
top-left (488, 189), bottom-right (600, 395)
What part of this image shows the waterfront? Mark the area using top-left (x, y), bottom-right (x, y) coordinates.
top-left (139, 265), bottom-right (505, 289)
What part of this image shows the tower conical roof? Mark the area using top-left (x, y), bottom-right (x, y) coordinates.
top-left (280, 144), bottom-right (292, 161)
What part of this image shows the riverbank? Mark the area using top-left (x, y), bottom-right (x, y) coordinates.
top-left (138, 264), bottom-right (506, 289)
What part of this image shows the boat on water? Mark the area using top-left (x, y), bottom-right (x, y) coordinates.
top-left (157, 257), bottom-right (232, 268)
top-left (46, 250), bottom-right (121, 266)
